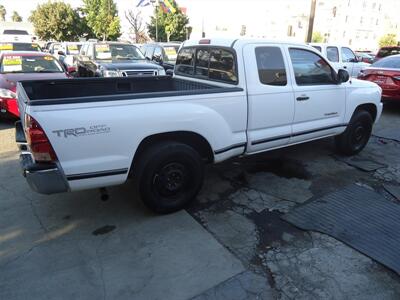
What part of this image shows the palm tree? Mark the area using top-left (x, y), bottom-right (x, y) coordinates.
top-left (0, 5), bottom-right (6, 22)
top-left (11, 11), bottom-right (22, 22)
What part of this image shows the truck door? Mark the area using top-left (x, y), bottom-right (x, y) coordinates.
top-left (287, 47), bottom-right (346, 144)
top-left (244, 44), bottom-right (295, 153)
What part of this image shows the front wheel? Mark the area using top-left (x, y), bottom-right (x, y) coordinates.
top-left (335, 110), bottom-right (373, 156)
top-left (136, 142), bottom-right (204, 214)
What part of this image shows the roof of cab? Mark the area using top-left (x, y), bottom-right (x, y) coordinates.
top-left (182, 37), bottom-right (312, 49)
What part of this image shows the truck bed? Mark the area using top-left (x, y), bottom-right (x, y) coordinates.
top-left (19, 76), bottom-right (242, 106)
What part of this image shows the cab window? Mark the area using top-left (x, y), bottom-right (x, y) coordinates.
top-left (175, 47), bottom-right (195, 75)
top-left (326, 46), bottom-right (339, 62)
top-left (153, 46), bottom-right (163, 60)
top-left (209, 49), bottom-right (237, 84)
top-left (341, 47), bottom-right (356, 62)
top-left (289, 48), bottom-right (335, 85)
top-left (195, 49), bottom-right (210, 77)
top-left (255, 46), bottom-right (287, 86)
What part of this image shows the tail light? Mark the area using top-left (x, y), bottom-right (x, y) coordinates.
top-left (24, 114), bottom-right (58, 163)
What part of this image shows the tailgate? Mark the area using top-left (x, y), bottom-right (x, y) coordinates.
top-left (16, 82), bottom-right (29, 126)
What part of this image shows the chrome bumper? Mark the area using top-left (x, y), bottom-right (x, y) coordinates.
top-left (16, 120), bottom-right (69, 194)
top-left (19, 153), bottom-right (69, 194)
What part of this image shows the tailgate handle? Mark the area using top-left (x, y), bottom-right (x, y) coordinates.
top-left (296, 96), bottom-right (309, 101)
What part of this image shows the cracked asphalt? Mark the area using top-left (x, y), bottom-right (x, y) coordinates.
top-left (1, 102), bottom-right (400, 299)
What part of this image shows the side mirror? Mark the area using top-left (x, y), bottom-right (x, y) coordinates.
top-left (58, 50), bottom-right (66, 56)
top-left (166, 69), bottom-right (174, 76)
top-left (337, 69), bottom-right (350, 84)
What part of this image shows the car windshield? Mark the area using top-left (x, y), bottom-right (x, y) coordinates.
top-left (371, 56), bottom-right (400, 69)
top-left (0, 43), bottom-right (41, 52)
top-left (3, 30), bottom-right (28, 35)
top-left (0, 55), bottom-right (64, 73)
top-left (377, 47), bottom-right (400, 58)
top-left (94, 44), bottom-right (144, 60)
top-left (66, 44), bottom-right (82, 55)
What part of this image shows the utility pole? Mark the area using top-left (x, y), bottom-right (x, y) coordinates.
top-left (306, 0), bottom-right (317, 42)
top-left (151, 0), bottom-right (159, 42)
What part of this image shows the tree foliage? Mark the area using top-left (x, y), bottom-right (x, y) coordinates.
top-left (11, 11), bottom-right (22, 22)
top-left (0, 5), bottom-right (6, 21)
top-left (379, 33), bottom-right (398, 48)
top-left (125, 9), bottom-right (148, 43)
top-left (147, 1), bottom-right (190, 42)
top-left (82, 0), bottom-right (121, 41)
top-left (29, 1), bottom-right (91, 41)
top-left (312, 31), bottom-right (324, 43)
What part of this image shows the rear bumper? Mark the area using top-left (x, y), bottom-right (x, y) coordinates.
top-left (20, 154), bottom-right (69, 194)
top-left (16, 121), bottom-right (69, 194)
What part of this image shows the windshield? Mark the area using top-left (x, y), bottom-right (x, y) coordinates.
top-left (164, 46), bottom-right (179, 63)
top-left (377, 47), bottom-right (400, 58)
top-left (0, 55), bottom-right (64, 73)
top-left (0, 43), bottom-right (41, 52)
top-left (66, 44), bottom-right (82, 55)
top-left (94, 44), bottom-right (145, 60)
top-left (3, 30), bottom-right (29, 35)
top-left (372, 56), bottom-right (400, 69)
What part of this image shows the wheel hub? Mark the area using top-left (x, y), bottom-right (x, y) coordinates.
top-left (154, 162), bottom-right (187, 196)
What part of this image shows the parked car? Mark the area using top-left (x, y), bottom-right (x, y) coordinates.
top-left (141, 42), bottom-right (181, 71)
top-left (48, 42), bottom-right (83, 72)
top-left (0, 51), bottom-right (70, 118)
top-left (76, 41), bottom-right (165, 77)
top-left (358, 54), bottom-right (400, 101)
top-left (0, 42), bottom-right (42, 53)
top-left (374, 46), bottom-right (400, 62)
top-left (15, 38), bottom-right (382, 213)
top-left (310, 43), bottom-right (370, 77)
top-left (355, 52), bottom-right (374, 64)
top-left (0, 29), bottom-right (33, 43)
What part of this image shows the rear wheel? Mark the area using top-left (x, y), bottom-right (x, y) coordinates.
top-left (335, 110), bottom-right (373, 156)
top-left (136, 142), bottom-right (204, 214)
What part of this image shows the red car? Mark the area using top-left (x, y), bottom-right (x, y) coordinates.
top-left (358, 54), bottom-right (400, 101)
top-left (0, 51), bottom-right (70, 118)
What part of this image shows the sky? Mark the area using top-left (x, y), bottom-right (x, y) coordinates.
top-left (0, 0), bottom-right (301, 38)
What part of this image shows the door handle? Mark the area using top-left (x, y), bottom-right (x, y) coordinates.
top-left (343, 66), bottom-right (347, 69)
top-left (296, 96), bottom-right (309, 101)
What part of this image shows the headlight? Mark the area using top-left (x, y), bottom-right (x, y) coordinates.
top-left (0, 88), bottom-right (16, 99)
top-left (103, 70), bottom-right (121, 77)
top-left (158, 69), bottom-right (166, 76)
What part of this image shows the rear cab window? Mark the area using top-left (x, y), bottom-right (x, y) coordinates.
top-left (175, 46), bottom-right (238, 84)
top-left (377, 47), bottom-right (400, 58)
top-left (255, 46), bottom-right (287, 86)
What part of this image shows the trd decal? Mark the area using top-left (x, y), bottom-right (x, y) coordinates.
top-left (53, 125), bottom-right (111, 138)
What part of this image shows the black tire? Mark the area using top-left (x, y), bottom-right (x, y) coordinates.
top-left (135, 142), bottom-right (204, 214)
top-left (335, 110), bottom-right (373, 156)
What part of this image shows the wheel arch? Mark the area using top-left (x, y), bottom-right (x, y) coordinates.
top-left (129, 131), bottom-right (214, 177)
top-left (354, 103), bottom-right (377, 122)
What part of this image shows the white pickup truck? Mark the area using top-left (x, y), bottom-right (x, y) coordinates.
top-left (16, 38), bottom-right (382, 213)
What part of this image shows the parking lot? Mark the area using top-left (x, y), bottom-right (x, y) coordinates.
top-left (1, 102), bottom-right (400, 299)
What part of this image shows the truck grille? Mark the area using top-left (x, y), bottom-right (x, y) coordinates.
top-left (121, 70), bottom-right (158, 77)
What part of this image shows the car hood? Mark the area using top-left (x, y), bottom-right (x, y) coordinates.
top-left (0, 72), bottom-right (68, 90)
top-left (96, 60), bottom-right (163, 71)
